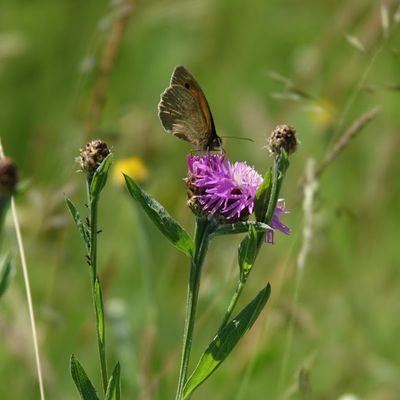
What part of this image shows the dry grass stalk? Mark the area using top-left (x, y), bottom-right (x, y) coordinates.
top-left (316, 106), bottom-right (380, 178)
top-left (84, 0), bottom-right (135, 139)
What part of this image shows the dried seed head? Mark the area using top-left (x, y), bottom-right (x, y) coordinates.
top-left (0, 157), bottom-right (18, 196)
top-left (267, 125), bottom-right (298, 156)
top-left (78, 140), bottom-right (110, 176)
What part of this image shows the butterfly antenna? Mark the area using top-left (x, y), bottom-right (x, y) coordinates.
top-left (220, 135), bottom-right (254, 142)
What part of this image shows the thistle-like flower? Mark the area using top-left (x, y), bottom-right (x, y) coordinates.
top-left (265, 199), bottom-right (290, 244)
top-left (186, 154), bottom-right (262, 222)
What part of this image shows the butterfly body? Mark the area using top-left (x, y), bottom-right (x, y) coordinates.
top-left (158, 66), bottom-right (222, 151)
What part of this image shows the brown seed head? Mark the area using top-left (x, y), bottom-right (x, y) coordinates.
top-left (267, 125), bottom-right (298, 156)
top-left (0, 157), bottom-right (18, 196)
top-left (78, 140), bottom-right (110, 176)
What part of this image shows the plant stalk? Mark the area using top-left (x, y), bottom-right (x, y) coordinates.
top-left (218, 279), bottom-right (245, 331)
top-left (220, 153), bottom-right (286, 328)
top-left (175, 217), bottom-right (212, 400)
top-left (87, 183), bottom-right (108, 394)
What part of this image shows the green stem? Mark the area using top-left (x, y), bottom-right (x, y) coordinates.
top-left (175, 217), bottom-right (213, 400)
top-left (218, 279), bottom-right (245, 330)
top-left (258, 155), bottom-right (281, 247)
top-left (87, 183), bottom-right (108, 394)
top-left (221, 153), bottom-right (286, 328)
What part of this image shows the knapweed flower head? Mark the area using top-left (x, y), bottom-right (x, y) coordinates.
top-left (267, 124), bottom-right (298, 156)
top-left (186, 154), bottom-right (262, 222)
top-left (265, 199), bottom-right (290, 244)
top-left (78, 139), bottom-right (110, 177)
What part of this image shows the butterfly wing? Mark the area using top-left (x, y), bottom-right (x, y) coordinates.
top-left (158, 84), bottom-right (209, 148)
top-left (158, 65), bottom-right (221, 150)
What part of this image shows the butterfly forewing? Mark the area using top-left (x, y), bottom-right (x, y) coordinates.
top-left (158, 65), bottom-right (221, 151)
top-left (158, 85), bottom-right (209, 148)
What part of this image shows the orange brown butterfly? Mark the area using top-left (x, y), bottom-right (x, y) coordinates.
top-left (158, 65), bottom-right (222, 151)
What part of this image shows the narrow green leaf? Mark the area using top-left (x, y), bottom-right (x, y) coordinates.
top-left (65, 198), bottom-right (90, 250)
top-left (238, 225), bottom-right (258, 279)
top-left (94, 278), bottom-right (105, 349)
top-left (264, 150), bottom-right (290, 225)
top-left (70, 354), bottom-right (100, 400)
top-left (182, 284), bottom-right (271, 399)
top-left (105, 363), bottom-right (121, 400)
top-left (277, 149), bottom-right (290, 177)
top-left (0, 254), bottom-right (13, 299)
top-left (124, 174), bottom-right (194, 257)
top-left (254, 169), bottom-right (272, 222)
top-left (90, 153), bottom-right (113, 200)
top-left (212, 221), bottom-right (270, 237)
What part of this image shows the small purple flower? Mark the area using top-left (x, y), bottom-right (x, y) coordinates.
top-left (186, 154), bottom-right (262, 222)
top-left (186, 154), bottom-right (290, 242)
top-left (265, 199), bottom-right (291, 244)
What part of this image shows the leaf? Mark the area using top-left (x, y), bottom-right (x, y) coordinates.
top-left (90, 153), bottom-right (113, 200)
top-left (105, 363), bottom-right (121, 400)
top-left (70, 354), bottom-right (100, 400)
top-left (277, 149), bottom-right (290, 177)
top-left (124, 174), bottom-right (194, 257)
top-left (264, 150), bottom-right (290, 225)
top-left (94, 278), bottom-right (105, 351)
top-left (238, 225), bottom-right (258, 279)
top-left (212, 221), bottom-right (270, 237)
top-left (254, 169), bottom-right (272, 222)
top-left (182, 284), bottom-right (271, 399)
top-left (0, 254), bottom-right (13, 299)
top-left (65, 198), bottom-right (90, 250)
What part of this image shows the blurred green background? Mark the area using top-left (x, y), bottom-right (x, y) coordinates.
top-left (1, 0), bottom-right (400, 399)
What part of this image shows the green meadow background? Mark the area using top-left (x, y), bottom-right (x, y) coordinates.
top-left (1, 0), bottom-right (400, 399)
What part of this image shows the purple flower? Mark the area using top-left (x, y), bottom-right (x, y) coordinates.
top-left (186, 154), bottom-right (290, 243)
top-left (265, 199), bottom-right (291, 244)
top-left (186, 154), bottom-right (262, 222)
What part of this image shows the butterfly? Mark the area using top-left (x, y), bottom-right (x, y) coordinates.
top-left (158, 65), bottom-right (222, 151)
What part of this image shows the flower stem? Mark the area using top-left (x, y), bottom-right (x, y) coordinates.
top-left (87, 183), bottom-right (108, 394)
top-left (221, 154), bottom-right (286, 328)
top-left (218, 279), bottom-right (245, 330)
top-left (175, 217), bottom-right (213, 400)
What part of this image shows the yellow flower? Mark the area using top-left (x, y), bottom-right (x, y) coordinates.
top-left (112, 157), bottom-right (149, 185)
top-left (308, 99), bottom-right (336, 126)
